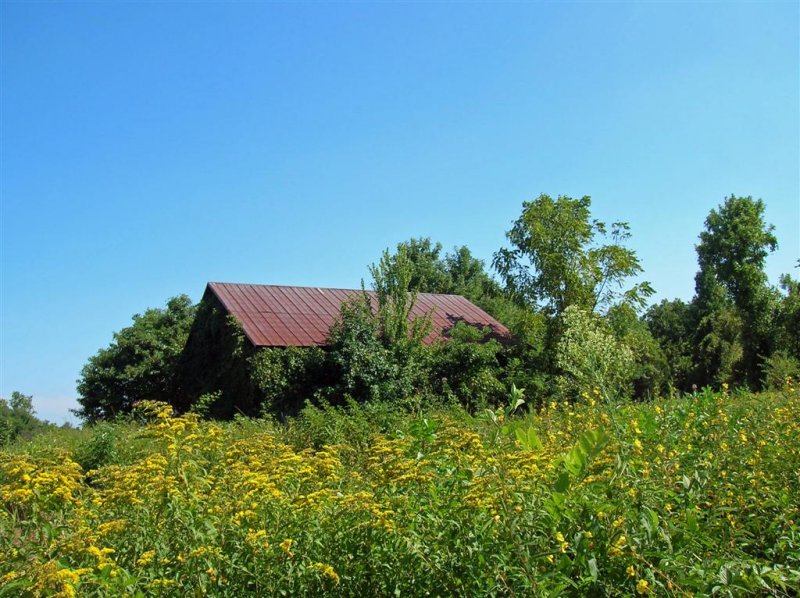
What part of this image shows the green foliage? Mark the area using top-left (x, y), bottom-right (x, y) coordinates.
top-left (0, 392), bottom-right (53, 447)
top-left (775, 272), bottom-right (800, 358)
top-left (761, 351), bottom-right (800, 390)
top-left (556, 306), bottom-right (634, 399)
top-left (693, 195), bottom-right (778, 388)
top-left (76, 295), bottom-right (197, 423)
top-left (72, 424), bottom-right (118, 471)
top-left (369, 247), bottom-right (431, 347)
top-left (249, 347), bottom-right (328, 417)
top-left (387, 237), bottom-right (502, 304)
top-left (694, 305), bottom-right (744, 387)
top-left (553, 428), bottom-right (609, 494)
top-left (390, 237), bottom-right (452, 294)
top-left (444, 245), bottom-right (503, 302)
top-left (493, 194), bottom-right (652, 316)
top-left (282, 398), bottom-right (409, 451)
top-left (645, 299), bottom-right (696, 391)
top-left (430, 323), bottom-right (506, 410)
top-left (190, 390), bottom-right (224, 419)
top-left (607, 303), bottom-right (670, 399)
top-left (696, 195), bottom-right (778, 308)
top-left (325, 295), bottom-right (431, 405)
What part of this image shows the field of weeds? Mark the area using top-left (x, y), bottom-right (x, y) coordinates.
top-left (1, 387), bottom-right (799, 596)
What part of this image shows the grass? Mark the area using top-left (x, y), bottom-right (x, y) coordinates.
top-left (1, 386), bottom-right (799, 596)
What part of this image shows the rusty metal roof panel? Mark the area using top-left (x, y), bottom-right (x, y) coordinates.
top-left (207, 282), bottom-right (510, 347)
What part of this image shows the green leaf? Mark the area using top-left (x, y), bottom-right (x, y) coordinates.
top-left (588, 557), bottom-right (599, 582)
top-left (554, 472), bottom-right (570, 493)
top-left (515, 426), bottom-right (543, 451)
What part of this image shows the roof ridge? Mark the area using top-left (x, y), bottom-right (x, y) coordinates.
top-left (207, 281), bottom-right (467, 299)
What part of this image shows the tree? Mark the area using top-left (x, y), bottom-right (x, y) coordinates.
top-left (380, 238), bottom-right (501, 305)
top-left (368, 245), bottom-right (432, 347)
top-left (75, 295), bottom-right (197, 422)
top-left (443, 245), bottom-right (502, 303)
top-left (325, 295), bottom-right (427, 404)
top-left (429, 322), bottom-right (505, 410)
top-left (693, 195), bottom-right (778, 387)
top-left (493, 194), bottom-right (652, 316)
top-left (645, 299), bottom-right (696, 391)
top-left (0, 392), bottom-right (50, 446)
top-left (391, 238), bottom-right (452, 295)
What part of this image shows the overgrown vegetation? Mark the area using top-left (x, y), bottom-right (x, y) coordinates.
top-left (71, 194), bottom-right (799, 421)
top-left (0, 393), bottom-right (64, 447)
top-left (2, 387), bottom-right (798, 596)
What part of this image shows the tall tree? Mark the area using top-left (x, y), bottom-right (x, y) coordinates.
top-left (693, 195), bottom-right (778, 387)
top-left (75, 295), bottom-right (197, 422)
top-left (492, 194), bottom-right (652, 317)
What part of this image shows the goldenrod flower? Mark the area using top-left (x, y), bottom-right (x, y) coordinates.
top-left (279, 538), bottom-right (294, 558)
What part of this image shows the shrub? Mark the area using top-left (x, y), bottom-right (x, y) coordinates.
top-left (250, 347), bottom-right (329, 417)
top-left (556, 305), bottom-right (634, 399)
top-left (761, 350), bottom-right (800, 390)
top-left (430, 322), bottom-right (506, 411)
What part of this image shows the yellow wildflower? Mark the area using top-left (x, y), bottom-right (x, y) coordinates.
top-left (136, 550), bottom-right (156, 567)
top-left (555, 531), bottom-right (569, 552)
top-left (279, 538), bottom-right (294, 558)
top-left (311, 562), bottom-right (340, 584)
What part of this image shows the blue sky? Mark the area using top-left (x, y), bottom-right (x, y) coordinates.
top-left (2, 2), bottom-right (798, 423)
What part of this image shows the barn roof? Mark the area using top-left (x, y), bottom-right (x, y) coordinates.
top-left (206, 282), bottom-right (510, 347)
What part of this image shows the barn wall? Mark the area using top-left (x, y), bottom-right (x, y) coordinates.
top-left (174, 290), bottom-right (262, 418)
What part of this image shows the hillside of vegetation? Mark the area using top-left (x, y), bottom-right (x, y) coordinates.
top-left (2, 386), bottom-right (798, 596)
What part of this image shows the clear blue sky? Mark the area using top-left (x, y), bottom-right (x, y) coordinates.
top-left (2, 2), bottom-right (798, 423)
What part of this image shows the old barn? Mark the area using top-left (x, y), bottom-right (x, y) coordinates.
top-left (176, 282), bottom-right (510, 416)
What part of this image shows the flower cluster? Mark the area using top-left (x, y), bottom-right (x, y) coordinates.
top-left (1, 387), bottom-right (798, 596)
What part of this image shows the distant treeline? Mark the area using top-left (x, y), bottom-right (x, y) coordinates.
top-left (72, 194), bottom-right (799, 422)
top-left (0, 392), bottom-right (72, 446)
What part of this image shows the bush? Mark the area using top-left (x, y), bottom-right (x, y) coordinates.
top-left (250, 347), bottom-right (329, 417)
top-left (325, 295), bottom-right (431, 405)
top-left (430, 323), bottom-right (506, 411)
top-left (761, 351), bottom-right (800, 390)
top-left (282, 398), bottom-right (408, 452)
top-left (556, 306), bottom-right (634, 399)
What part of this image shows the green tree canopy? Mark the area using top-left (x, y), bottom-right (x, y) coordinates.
top-left (693, 195), bottom-right (778, 387)
top-left (607, 303), bottom-right (670, 399)
top-left (492, 194), bottom-right (652, 316)
top-left (0, 392), bottom-right (52, 446)
top-left (696, 196), bottom-right (778, 309)
top-left (378, 237), bottom-right (501, 304)
top-left (75, 295), bottom-right (197, 422)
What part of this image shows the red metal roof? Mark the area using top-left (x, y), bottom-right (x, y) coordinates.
top-left (207, 282), bottom-right (510, 347)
